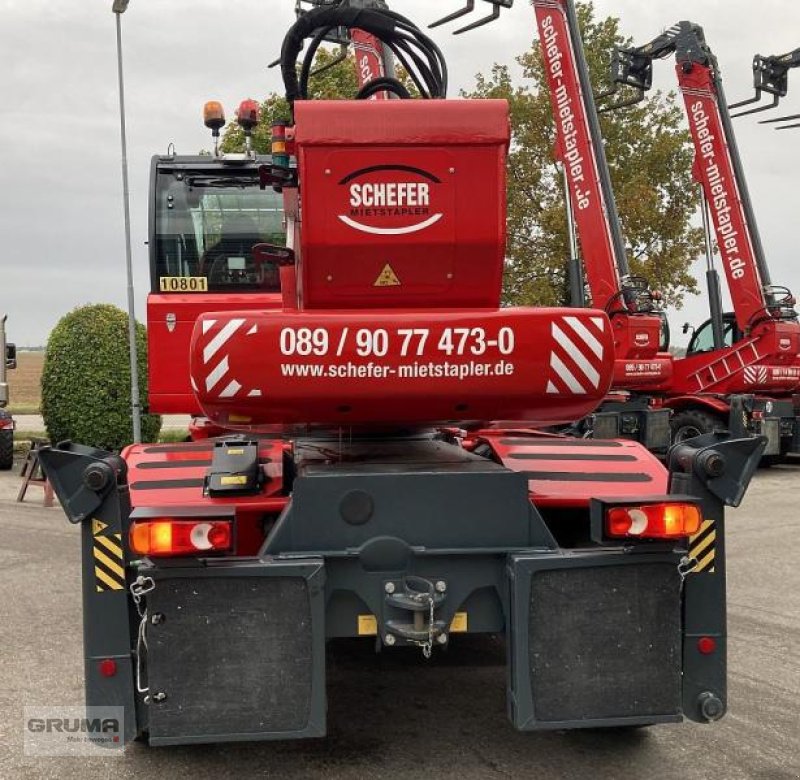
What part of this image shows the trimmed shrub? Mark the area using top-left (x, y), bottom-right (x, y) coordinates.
top-left (41, 304), bottom-right (161, 450)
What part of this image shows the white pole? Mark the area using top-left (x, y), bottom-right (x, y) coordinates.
top-left (114, 6), bottom-right (142, 443)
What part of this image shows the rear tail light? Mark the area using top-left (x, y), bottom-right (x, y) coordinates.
top-left (605, 503), bottom-right (702, 539)
top-left (130, 520), bottom-right (232, 557)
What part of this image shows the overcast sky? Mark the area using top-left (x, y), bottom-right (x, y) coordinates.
top-left (0, 0), bottom-right (798, 346)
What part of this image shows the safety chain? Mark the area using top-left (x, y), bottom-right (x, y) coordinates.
top-left (678, 555), bottom-right (699, 592)
top-left (404, 579), bottom-right (436, 659)
top-left (129, 576), bottom-right (155, 696)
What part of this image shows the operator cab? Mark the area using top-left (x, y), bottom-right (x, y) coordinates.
top-left (151, 156), bottom-right (285, 295)
top-left (147, 155), bottom-right (287, 414)
top-left (686, 313), bottom-right (740, 356)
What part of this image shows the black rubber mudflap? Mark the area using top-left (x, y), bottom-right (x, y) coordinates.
top-left (144, 560), bottom-right (325, 745)
top-left (508, 553), bottom-right (682, 730)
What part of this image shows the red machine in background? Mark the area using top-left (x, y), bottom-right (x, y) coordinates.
top-left (531, 0), bottom-right (674, 453)
top-left (533, 3), bottom-right (800, 457)
top-left (603, 22), bottom-right (800, 456)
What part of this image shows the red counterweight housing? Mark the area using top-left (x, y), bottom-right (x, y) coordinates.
top-left (190, 307), bottom-right (615, 427)
top-left (294, 100), bottom-right (509, 309)
top-left (189, 100), bottom-right (616, 428)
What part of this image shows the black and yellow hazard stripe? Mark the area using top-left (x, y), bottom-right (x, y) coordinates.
top-left (93, 529), bottom-right (126, 592)
top-left (689, 518), bottom-right (716, 573)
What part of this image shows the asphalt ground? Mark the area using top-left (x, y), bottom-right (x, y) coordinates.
top-left (1, 458), bottom-right (798, 780)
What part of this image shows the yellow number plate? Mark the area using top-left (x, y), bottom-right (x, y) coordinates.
top-left (159, 276), bottom-right (208, 293)
top-left (220, 475), bottom-right (247, 486)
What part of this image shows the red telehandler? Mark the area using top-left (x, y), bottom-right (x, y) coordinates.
top-left (602, 22), bottom-right (800, 458)
top-left (38, 0), bottom-right (763, 747)
top-left (530, 0), bottom-right (674, 454)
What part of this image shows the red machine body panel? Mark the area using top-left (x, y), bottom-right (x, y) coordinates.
top-left (294, 100), bottom-right (509, 310)
top-left (611, 314), bottom-right (673, 389)
top-left (670, 322), bottom-right (800, 394)
top-left (147, 292), bottom-right (282, 414)
top-left (189, 308), bottom-right (615, 427)
top-left (480, 433), bottom-right (668, 507)
top-left (123, 438), bottom-right (287, 556)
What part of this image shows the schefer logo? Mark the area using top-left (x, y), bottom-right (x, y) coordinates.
top-left (338, 165), bottom-right (444, 236)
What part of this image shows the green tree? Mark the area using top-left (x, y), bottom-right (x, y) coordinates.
top-left (466, 2), bottom-right (702, 307)
top-left (222, 48), bottom-right (365, 154)
top-left (221, 47), bottom-right (414, 153)
top-left (41, 305), bottom-right (161, 450)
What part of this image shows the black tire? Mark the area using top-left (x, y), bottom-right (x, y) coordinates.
top-left (0, 429), bottom-right (13, 471)
top-left (670, 409), bottom-right (724, 445)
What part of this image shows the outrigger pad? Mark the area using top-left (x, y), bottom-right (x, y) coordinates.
top-left (508, 553), bottom-right (682, 730)
top-left (143, 559), bottom-right (325, 745)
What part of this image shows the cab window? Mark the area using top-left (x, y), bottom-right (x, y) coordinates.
top-left (153, 169), bottom-right (285, 293)
top-left (687, 317), bottom-right (737, 355)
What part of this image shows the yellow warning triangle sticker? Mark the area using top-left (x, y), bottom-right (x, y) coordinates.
top-left (92, 518), bottom-right (107, 536)
top-left (374, 263), bottom-right (401, 287)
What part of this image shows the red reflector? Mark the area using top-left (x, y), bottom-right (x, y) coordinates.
top-left (606, 503), bottom-right (702, 539)
top-left (130, 520), bottom-right (232, 557)
top-left (99, 659), bottom-right (117, 678)
top-left (697, 636), bottom-right (717, 655)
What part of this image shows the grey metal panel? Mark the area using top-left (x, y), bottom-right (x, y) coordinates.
top-left (508, 551), bottom-right (683, 730)
top-left (264, 441), bottom-right (546, 555)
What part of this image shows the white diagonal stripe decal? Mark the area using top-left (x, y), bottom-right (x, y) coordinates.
top-left (546, 380), bottom-right (559, 395)
top-left (203, 318), bottom-right (245, 364)
top-left (564, 316), bottom-right (603, 360)
top-left (205, 356), bottom-right (229, 392)
top-left (552, 324), bottom-right (600, 389)
top-left (550, 352), bottom-right (586, 394)
top-left (202, 319), bottom-right (216, 335)
top-left (590, 317), bottom-right (605, 331)
top-left (219, 380), bottom-right (242, 399)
